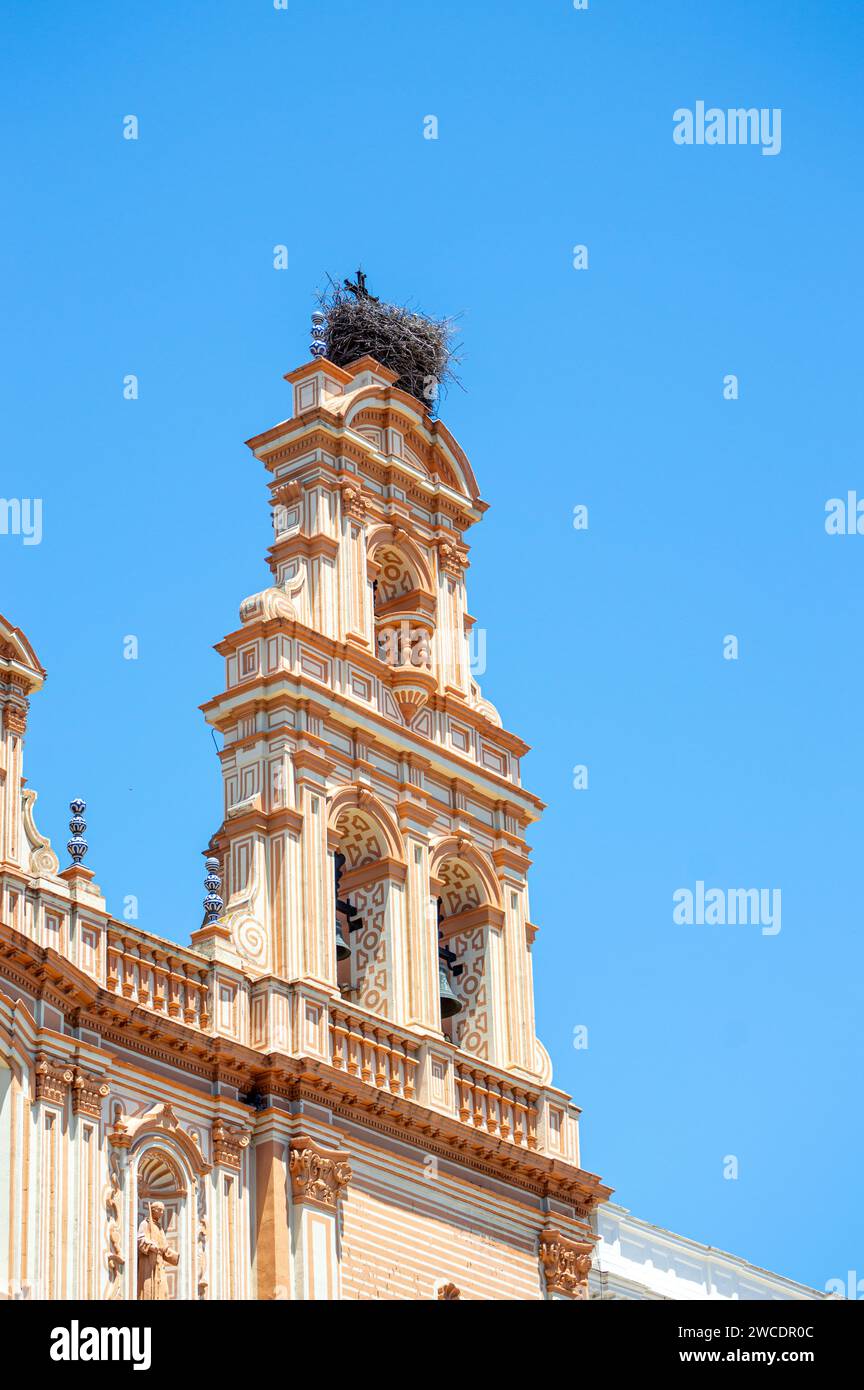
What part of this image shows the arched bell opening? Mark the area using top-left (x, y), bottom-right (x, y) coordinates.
top-left (434, 852), bottom-right (503, 1061)
top-left (331, 804), bottom-right (405, 1019)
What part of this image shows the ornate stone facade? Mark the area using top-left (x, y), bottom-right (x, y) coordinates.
top-left (0, 352), bottom-right (611, 1301)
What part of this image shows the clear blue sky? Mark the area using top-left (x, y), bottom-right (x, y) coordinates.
top-left (2, 1), bottom-right (861, 1294)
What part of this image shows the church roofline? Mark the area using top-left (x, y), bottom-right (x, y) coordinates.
top-left (0, 612), bottom-right (47, 688)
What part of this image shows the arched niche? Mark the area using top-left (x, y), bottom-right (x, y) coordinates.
top-left (128, 1106), bottom-right (210, 1303)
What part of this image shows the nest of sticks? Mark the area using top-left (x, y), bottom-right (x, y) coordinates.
top-left (317, 278), bottom-right (460, 413)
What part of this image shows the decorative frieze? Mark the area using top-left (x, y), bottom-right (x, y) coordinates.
top-left (288, 1134), bottom-right (352, 1210)
top-left (538, 1228), bottom-right (593, 1300)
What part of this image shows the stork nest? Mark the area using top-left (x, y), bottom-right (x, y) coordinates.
top-left (317, 280), bottom-right (460, 413)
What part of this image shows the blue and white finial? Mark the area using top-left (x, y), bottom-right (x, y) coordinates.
top-left (310, 309), bottom-right (327, 359)
top-left (67, 798), bottom-right (88, 866)
top-left (203, 857), bottom-right (224, 924)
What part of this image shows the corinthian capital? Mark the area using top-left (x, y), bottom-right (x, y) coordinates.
top-left (539, 1227), bottom-right (594, 1300)
top-left (288, 1134), bottom-right (352, 1210)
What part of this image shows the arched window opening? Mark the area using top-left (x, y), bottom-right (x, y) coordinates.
top-left (331, 807), bottom-right (394, 1017)
top-left (437, 896), bottom-right (464, 1040)
top-left (435, 855), bottom-right (495, 1059)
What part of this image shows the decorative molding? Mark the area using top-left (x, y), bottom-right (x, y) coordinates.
top-left (288, 1134), bottom-right (352, 1210)
top-left (539, 1227), bottom-right (593, 1300)
top-left (104, 1150), bottom-right (125, 1300)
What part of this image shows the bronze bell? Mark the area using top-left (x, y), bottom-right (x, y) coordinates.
top-left (438, 961), bottom-right (461, 1018)
top-left (335, 916), bottom-right (352, 962)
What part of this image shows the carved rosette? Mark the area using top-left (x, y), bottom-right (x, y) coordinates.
top-left (71, 1068), bottom-right (110, 1119)
top-left (34, 1055), bottom-right (74, 1106)
top-left (538, 1228), bottom-right (594, 1300)
top-left (288, 1134), bottom-right (352, 1211)
top-left (211, 1117), bottom-right (251, 1171)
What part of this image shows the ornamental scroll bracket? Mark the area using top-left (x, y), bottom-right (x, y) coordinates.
top-left (288, 1134), bottom-right (352, 1211)
top-left (538, 1227), bottom-right (594, 1301)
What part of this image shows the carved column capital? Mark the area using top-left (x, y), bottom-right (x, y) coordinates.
top-left (437, 1281), bottom-right (462, 1300)
top-left (435, 539), bottom-right (469, 578)
top-left (2, 700), bottom-right (28, 734)
top-left (339, 478), bottom-right (370, 523)
top-left (33, 1055), bottom-right (74, 1106)
top-left (538, 1227), bottom-right (594, 1300)
top-left (211, 1117), bottom-right (251, 1170)
top-left (288, 1134), bottom-right (352, 1210)
top-left (71, 1067), bottom-right (110, 1118)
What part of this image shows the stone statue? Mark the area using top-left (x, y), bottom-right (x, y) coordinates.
top-left (137, 1201), bottom-right (179, 1300)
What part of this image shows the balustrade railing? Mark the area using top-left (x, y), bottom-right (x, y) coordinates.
top-left (105, 927), bottom-right (211, 1030)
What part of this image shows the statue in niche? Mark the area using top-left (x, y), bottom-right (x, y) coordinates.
top-left (137, 1201), bottom-right (179, 1300)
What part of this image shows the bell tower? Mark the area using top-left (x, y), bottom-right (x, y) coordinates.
top-left (196, 309), bottom-right (552, 1086)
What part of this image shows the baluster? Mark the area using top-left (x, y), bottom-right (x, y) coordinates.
top-left (331, 1013), bottom-right (349, 1069)
top-left (373, 1029), bottom-right (387, 1088)
top-left (527, 1100), bottom-right (539, 1150)
top-left (499, 1087), bottom-right (512, 1141)
top-left (475, 1073), bottom-right (488, 1128)
top-left (388, 1036), bottom-right (404, 1095)
top-left (457, 1070), bottom-right (471, 1124)
top-left (513, 1091), bottom-right (526, 1146)
top-left (183, 968), bottom-right (196, 1024)
top-left (199, 973), bottom-right (211, 1029)
top-left (359, 1024), bottom-right (372, 1083)
top-left (403, 1047), bottom-right (417, 1100)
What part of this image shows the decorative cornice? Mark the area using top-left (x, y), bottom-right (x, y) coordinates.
top-left (0, 924), bottom-right (611, 1214)
top-left (539, 1227), bottom-right (594, 1300)
top-left (288, 1134), bottom-right (352, 1210)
